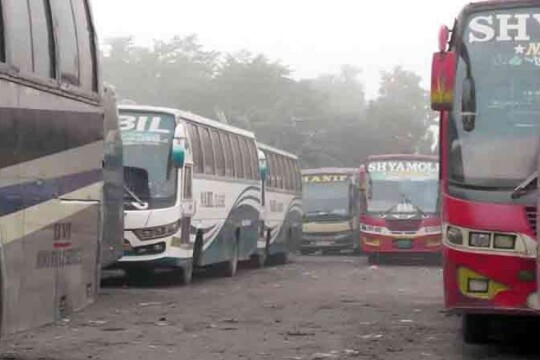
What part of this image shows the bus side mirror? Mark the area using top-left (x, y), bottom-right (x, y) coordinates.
top-left (260, 164), bottom-right (267, 181)
top-left (430, 26), bottom-right (455, 111)
top-left (258, 149), bottom-right (267, 181)
top-left (172, 126), bottom-right (186, 168)
top-left (431, 51), bottom-right (455, 111)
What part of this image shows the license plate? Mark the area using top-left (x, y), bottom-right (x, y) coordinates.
top-left (317, 241), bottom-right (333, 247)
top-left (395, 239), bottom-right (412, 249)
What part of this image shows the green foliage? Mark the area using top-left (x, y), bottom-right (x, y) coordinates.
top-left (102, 35), bottom-right (436, 168)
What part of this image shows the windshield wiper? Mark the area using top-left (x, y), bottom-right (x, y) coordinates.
top-left (124, 185), bottom-right (149, 210)
top-left (511, 171), bottom-right (537, 200)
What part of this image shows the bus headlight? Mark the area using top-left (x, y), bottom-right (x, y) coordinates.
top-left (493, 234), bottom-right (516, 250)
top-left (469, 232), bottom-right (490, 248)
top-left (361, 224), bottom-right (385, 234)
top-left (467, 278), bottom-right (489, 293)
top-left (134, 221), bottom-right (181, 241)
top-left (423, 226), bottom-right (442, 234)
top-left (446, 226), bottom-right (463, 245)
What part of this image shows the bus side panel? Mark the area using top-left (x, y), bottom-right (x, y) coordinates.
top-left (194, 179), bottom-right (260, 266)
top-left (2, 204), bottom-right (99, 334)
top-left (266, 192), bottom-right (303, 256)
top-left (0, 85), bottom-right (104, 335)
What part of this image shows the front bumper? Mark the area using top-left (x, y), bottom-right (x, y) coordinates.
top-left (360, 232), bottom-right (442, 254)
top-left (300, 232), bottom-right (356, 251)
top-left (444, 246), bottom-right (536, 312)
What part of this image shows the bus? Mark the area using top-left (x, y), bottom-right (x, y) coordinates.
top-left (0, 0), bottom-right (124, 335)
top-left (300, 168), bottom-right (360, 255)
top-left (430, 1), bottom-right (540, 343)
top-left (359, 155), bottom-right (441, 264)
top-left (118, 105), bottom-right (261, 283)
top-left (256, 143), bottom-right (303, 266)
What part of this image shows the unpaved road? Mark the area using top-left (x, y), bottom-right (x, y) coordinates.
top-left (2, 255), bottom-right (539, 360)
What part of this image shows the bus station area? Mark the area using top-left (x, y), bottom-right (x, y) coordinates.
top-left (0, 255), bottom-right (502, 360)
top-left (2, 0), bottom-right (540, 359)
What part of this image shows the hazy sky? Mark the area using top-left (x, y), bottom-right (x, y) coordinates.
top-left (92, 0), bottom-right (471, 98)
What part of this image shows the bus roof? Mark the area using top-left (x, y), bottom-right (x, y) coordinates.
top-left (256, 142), bottom-right (298, 160)
top-left (301, 168), bottom-right (359, 176)
top-left (461, 0), bottom-right (536, 15)
top-left (367, 154), bottom-right (438, 162)
top-left (118, 104), bottom-right (256, 139)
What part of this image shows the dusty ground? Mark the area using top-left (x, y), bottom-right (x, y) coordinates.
top-left (2, 255), bottom-right (540, 360)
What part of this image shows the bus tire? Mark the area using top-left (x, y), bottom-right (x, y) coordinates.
top-left (463, 314), bottom-right (490, 344)
top-left (180, 262), bottom-right (193, 285)
top-left (224, 239), bottom-right (239, 277)
top-left (193, 232), bottom-right (203, 267)
top-left (367, 254), bottom-right (378, 265)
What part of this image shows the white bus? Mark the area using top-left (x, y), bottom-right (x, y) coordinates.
top-left (257, 143), bottom-right (303, 265)
top-left (0, 0), bottom-right (124, 336)
top-left (118, 105), bottom-right (262, 283)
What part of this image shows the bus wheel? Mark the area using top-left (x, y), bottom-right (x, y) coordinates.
top-left (180, 262), bottom-right (193, 285)
top-left (463, 314), bottom-right (490, 344)
top-left (367, 254), bottom-right (378, 265)
top-left (224, 240), bottom-right (239, 277)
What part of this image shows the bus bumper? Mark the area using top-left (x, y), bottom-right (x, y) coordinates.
top-left (300, 232), bottom-right (356, 251)
top-left (360, 233), bottom-right (442, 254)
top-left (443, 246), bottom-right (537, 312)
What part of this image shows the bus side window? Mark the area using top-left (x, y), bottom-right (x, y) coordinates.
top-left (201, 127), bottom-right (215, 176)
top-left (211, 129), bottom-right (225, 177)
top-left (239, 137), bottom-right (252, 179)
top-left (71, 0), bottom-right (97, 92)
top-left (276, 156), bottom-right (284, 189)
top-left (249, 141), bottom-right (259, 180)
top-left (286, 159), bottom-right (294, 190)
top-left (4, 0), bottom-right (33, 73)
top-left (266, 153), bottom-right (274, 187)
top-left (231, 136), bottom-right (244, 179)
top-left (183, 166), bottom-right (193, 200)
top-left (187, 123), bottom-right (203, 174)
top-left (51, 0), bottom-right (80, 86)
top-left (221, 132), bottom-right (234, 178)
top-left (29, 0), bottom-right (55, 78)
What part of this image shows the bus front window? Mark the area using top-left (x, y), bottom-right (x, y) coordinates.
top-left (121, 112), bottom-right (178, 209)
top-left (303, 182), bottom-right (350, 219)
top-left (449, 8), bottom-right (540, 192)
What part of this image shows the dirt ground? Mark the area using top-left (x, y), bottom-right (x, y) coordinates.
top-left (2, 255), bottom-right (540, 360)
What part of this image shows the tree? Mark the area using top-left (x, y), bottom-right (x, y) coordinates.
top-left (364, 66), bottom-right (435, 157)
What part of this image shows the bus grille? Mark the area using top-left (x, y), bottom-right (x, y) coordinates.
top-left (385, 219), bottom-right (422, 232)
top-left (525, 207), bottom-right (537, 236)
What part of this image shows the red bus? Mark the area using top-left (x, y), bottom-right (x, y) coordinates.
top-left (359, 155), bottom-right (442, 264)
top-left (431, 1), bottom-right (540, 343)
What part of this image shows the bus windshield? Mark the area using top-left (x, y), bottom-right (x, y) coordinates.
top-left (369, 179), bottom-right (439, 214)
top-left (367, 160), bottom-right (439, 214)
top-left (120, 112), bottom-right (177, 209)
top-left (303, 181), bottom-right (350, 219)
top-left (449, 7), bottom-right (540, 190)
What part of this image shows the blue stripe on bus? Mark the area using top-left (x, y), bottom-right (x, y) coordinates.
top-left (0, 170), bottom-right (102, 217)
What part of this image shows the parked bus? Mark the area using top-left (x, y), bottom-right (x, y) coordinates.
top-left (256, 143), bottom-right (303, 265)
top-left (430, 1), bottom-right (540, 343)
top-left (118, 105), bottom-right (261, 283)
top-left (359, 155), bottom-right (441, 264)
top-left (300, 168), bottom-right (360, 255)
top-left (0, 0), bottom-right (124, 336)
